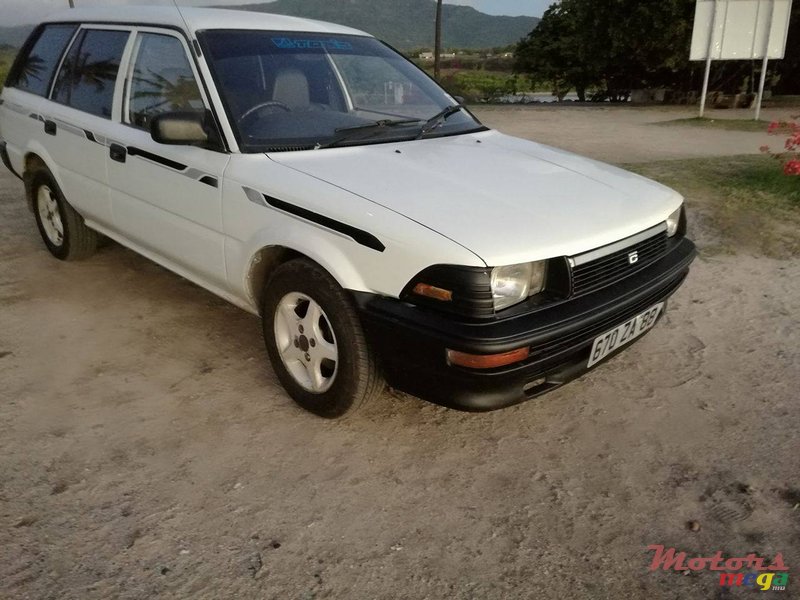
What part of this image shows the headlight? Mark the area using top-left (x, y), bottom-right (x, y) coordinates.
top-left (666, 205), bottom-right (683, 237)
top-left (491, 261), bottom-right (547, 311)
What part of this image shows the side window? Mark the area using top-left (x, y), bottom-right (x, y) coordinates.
top-left (9, 24), bottom-right (77, 96)
top-left (127, 33), bottom-right (204, 130)
top-left (52, 29), bottom-right (129, 118)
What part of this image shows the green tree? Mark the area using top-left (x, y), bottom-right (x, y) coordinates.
top-left (583, 0), bottom-right (695, 91)
top-left (515, 0), bottom-right (698, 99)
top-left (514, 3), bottom-right (596, 101)
top-left (774, 2), bottom-right (800, 94)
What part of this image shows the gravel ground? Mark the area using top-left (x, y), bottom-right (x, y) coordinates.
top-left (1, 105), bottom-right (798, 599)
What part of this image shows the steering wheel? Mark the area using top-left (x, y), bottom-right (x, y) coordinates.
top-left (238, 101), bottom-right (292, 126)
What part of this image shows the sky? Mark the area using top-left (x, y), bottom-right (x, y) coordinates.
top-left (450, 1), bottom-right (549, 17)
top-left (0, 0), bottom-right (551, 27)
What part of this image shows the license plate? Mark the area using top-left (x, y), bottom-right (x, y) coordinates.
top-left (587, 302), bottom-right (664, 368)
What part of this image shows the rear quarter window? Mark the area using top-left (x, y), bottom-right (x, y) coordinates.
top-left (8, 24), bottom-right (78, 96)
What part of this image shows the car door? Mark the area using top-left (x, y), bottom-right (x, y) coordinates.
top-left (0, 24), bottom-right (78, 180)
top-left (36, 26), bottom-right (132, 229)
top-left (106, 29), bottom-right (230, 288)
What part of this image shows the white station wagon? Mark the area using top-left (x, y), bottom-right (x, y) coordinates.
top-left (0, 7), bottom-right (696, 417)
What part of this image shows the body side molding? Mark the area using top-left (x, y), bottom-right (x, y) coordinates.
top-left (242, 186), bottom-right (385, 252)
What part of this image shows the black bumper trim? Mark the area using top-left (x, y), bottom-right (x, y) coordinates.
top-left (355, 237), bottom-right (696, 411)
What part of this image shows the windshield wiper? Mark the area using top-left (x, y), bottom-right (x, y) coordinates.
top-left (318, 119), bottom-right (422, 149)
top-left (415, 105), bottom-right (465, 139)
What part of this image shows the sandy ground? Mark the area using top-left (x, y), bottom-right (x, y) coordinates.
top-left (1, 106), bottom-right (799, 600)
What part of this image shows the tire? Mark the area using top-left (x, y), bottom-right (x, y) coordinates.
top-left (261, 259), bottom-right (383, 418)
top-left (29, 167), bottom-right (97, 261)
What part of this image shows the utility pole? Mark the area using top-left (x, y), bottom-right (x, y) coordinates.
top-left (68, 0), bottom-right (75, 7)
top-left (434, 0), bottom-right (443, 80)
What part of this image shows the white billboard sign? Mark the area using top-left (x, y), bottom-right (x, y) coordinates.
top-left (690, 0), bottom-right (793, 61)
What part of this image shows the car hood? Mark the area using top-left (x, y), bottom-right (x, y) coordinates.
top-left (267, 129), bottom-right (683, 266)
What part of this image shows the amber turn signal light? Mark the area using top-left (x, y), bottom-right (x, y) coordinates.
top-left (413, 283), bottom-right (453, 302)
top-left (446, 347), bottom-right (530, 369)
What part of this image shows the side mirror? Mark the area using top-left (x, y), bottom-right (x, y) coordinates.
top-left (151, 111), bottom-right (209, 145)
top-left (453, 95), bottom-right (465, 104)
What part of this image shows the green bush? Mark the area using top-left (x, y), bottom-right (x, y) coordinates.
top-left (438, 71), bottom-right (534, 102)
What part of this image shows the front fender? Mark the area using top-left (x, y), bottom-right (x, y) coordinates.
top-left (222, 159), bottom-right (484, 312)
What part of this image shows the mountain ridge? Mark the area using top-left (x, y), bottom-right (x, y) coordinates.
top-left (0, 26), bottom-right (34, 49)
top-left (223, 0), bottom-right (539, 49)
top-left (0, 1), bottom-right (539, 50)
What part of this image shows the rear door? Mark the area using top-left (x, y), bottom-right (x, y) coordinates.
top-left (0, 24), bottom-right (79, 179)
top-left (106, 28), bottom-right (230, 287)
top-left (40, 25), bottom-right (132, 228)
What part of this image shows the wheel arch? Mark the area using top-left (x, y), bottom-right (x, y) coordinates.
top-left (22, 146), bottom-right (60, 211)
top-left (247, 245), bottom-right (302, 314)
top-left (245, 241), bottom-right (372, 316)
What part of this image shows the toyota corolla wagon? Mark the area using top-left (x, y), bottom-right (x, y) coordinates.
top-left (0, 7), bottom-right (696, 417)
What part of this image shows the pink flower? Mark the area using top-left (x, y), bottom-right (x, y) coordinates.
top-left (784, 159), bottom-right (800, 176)
top-left (760, 116), bottom-right (800, 177)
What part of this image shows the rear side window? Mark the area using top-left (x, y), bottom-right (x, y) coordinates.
top-left (10, 24), bottom-right (77, 96)
top-left (52, 29), bottom-right (130, 118)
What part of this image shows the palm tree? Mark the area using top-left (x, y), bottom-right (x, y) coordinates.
top-left (434, 0), bottom-right (443, 80)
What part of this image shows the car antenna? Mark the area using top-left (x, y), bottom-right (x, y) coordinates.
top-left (169, 0), bottom-right (197, 51)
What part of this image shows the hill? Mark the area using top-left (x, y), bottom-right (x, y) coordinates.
top-left (0, 25), bottom-right (34, 49)
top-left (224, 0), bottom-right (539, 49)
top-left (0, 3), bottom-right (539, 51)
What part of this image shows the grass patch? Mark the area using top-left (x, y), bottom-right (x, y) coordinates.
top-left (628, 155), bottom-right (800, 258)
top-left (654, 117), bottom-right (771, 132)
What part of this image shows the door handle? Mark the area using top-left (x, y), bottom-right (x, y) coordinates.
top-left (44, 119), bottom-right (57, 136)
top-left (109, 143), bottom-right (127, 163)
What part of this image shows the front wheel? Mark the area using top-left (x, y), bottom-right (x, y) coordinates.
top-left (261, 259), bottom-right (383, 418)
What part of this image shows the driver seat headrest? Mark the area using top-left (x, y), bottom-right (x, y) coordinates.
top-left (273, 68), bottom-right (310, 110)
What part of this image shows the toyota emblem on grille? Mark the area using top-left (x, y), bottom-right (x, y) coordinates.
top-left (628, 251), bottom-right (639, 264)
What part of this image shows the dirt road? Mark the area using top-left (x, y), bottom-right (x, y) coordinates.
top-left (473, 104), bottom-right (781, 163)
top-left (1, 107), bottom-right (798, 599)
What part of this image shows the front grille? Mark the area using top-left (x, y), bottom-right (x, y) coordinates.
top-left (571, 230), bottom-right (668, 297)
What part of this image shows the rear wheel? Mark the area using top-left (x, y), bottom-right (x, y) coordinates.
top-left (30, 168), bottom-right (97, 260)
top-left (262, 259), bottom-right (383, 418)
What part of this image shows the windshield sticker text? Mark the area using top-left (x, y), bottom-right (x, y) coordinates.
top-left (271, 38), bottom-right (353, 50)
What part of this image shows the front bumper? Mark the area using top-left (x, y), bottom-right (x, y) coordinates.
top-left (355, 237), bottom-right (696, 411)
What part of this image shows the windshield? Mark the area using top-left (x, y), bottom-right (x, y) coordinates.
top-left (198, 30), bottom-right (484, 152)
